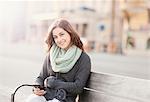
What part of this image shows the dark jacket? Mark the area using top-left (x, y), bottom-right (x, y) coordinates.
top-left (36, 52), bottom-right (91, 102)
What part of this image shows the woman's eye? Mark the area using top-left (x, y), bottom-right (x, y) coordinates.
top-left (53, 36), bottom-right (57, 39)
top-left (60, 33), bottom-right (65, 36)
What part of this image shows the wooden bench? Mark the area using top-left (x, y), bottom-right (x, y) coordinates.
top-left (79, 72), bottom-right (150, 102)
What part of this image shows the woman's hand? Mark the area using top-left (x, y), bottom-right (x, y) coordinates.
top-left (44, 76), bottom-right (57, 88)
top-left (33, 87), bottom-right (46, 96)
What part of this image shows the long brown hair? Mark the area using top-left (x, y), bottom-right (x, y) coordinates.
top-left (45, 18), bottom-right (84, 52)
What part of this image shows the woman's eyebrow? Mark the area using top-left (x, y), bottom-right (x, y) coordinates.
top-left (53, 31), bottom-right (64, 36)
top-left (59, 31), bottom-right (64, 34)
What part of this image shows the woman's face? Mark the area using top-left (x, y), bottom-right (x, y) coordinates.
top-left (52, 27), bottom-right (71, 50)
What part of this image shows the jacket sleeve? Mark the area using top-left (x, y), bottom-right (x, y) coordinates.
top-left (35, 55), bottom-right (50, 86)
top-left (53, 55), bottom-right (91, 95)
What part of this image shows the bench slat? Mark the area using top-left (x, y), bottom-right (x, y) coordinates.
top-left (79, 72), bottom-right (150, 102)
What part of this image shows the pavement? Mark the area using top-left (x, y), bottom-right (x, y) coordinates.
top-left (0, 94), bottom-right (9, 102)
top-left (0, 84), bottom-right (11, 102)
top-left (0, 42), bottom-right (44, 102)
top-left (0, 84), bottom-right (32, 102)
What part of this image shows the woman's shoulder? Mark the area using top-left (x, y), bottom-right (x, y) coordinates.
top-left (78, 52), bottom-right (91, 71)
top-left (43, 52), bottom-right (50, 62)
top-left (80, 51), bottom-right (91, 61)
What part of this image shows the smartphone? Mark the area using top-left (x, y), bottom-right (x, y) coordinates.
top-left (34, 85), bottom-right (45, 90)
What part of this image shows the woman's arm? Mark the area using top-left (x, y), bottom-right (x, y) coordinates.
top-left (35, 55), bottom-right (50, 86)
top-left (51, 55), bottom-right (91, 95)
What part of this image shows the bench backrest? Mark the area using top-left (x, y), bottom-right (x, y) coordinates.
top-left (79, 72), bottom-right (150, 102)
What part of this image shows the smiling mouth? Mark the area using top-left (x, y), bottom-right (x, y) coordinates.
top-left (59, 43), bottom-right (64, 46)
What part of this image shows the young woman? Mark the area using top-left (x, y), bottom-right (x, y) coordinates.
top-left (26, 19), bottom-right (91, 102)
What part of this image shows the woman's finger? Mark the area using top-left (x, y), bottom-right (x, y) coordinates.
top-left (33, 89), bottom-right (46, 96)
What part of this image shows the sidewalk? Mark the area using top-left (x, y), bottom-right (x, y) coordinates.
top-left (0, 94), bottom-right (9, 102)
top-left (0, 85), bottom-right (11, 102)
top-left (0, 84), bottom-right (29, 102)
top-left (0, 42), bottom-right (45, 61)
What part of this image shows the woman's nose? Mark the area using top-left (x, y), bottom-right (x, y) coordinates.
top-left (56, 37), bottom-right (62, 43)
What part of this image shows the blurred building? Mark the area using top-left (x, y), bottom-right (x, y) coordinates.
top-left (121, 0), bottom-right (150, 54)
top-left (0, 1), bottom-right (28, 43)
top-left (1, 0), bottom-right (149, 55)
top-left (25, 0), bottom-right (116, 52)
